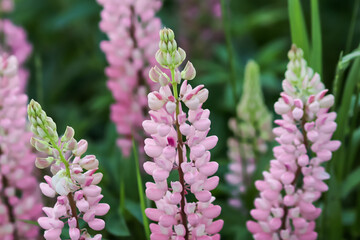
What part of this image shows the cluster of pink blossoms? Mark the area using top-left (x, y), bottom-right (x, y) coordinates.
top-left (143, 28), bottom-right (223, 240)
top-left (226, 60), bottom-right (272, 208)
top-left (0, 55), bottom-right (42, 239)
top-left (247, 45), bottom-right (341, 239)
top-left (0, 17), bottom-right (32, 92)
top-left (97, 0), bottom-right (162, 157)
top-left (27, 100), bottom-right (110, 240)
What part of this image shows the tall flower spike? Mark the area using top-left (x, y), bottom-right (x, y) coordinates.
top-left (0, 55), bottom-right (42, 239)
top-left (226, 60), bottom-right (272, 208)
top-left (143, 28), bottom-right (223, 240)
top-left (0, 19), bottom-right (32, 92)
top-left (28, 100), bottom-right (110, 240)
top-left (97, 0), bottom-right (162, 157)
top-left (247, 45), bottom-right (341, 240)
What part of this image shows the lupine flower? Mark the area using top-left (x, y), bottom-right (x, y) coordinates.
top-left (0, 19), bottom-right (32, 92)
top-left (0, 55), bottom-right (42, 239)
top-left (226, 60), bottom-right (272, 208)
top-left (27, 100), bottom-right (110, 240)
top-left (143, 28), bottom-right (223, 240)
top-left (247, 45), bottom-right (341, 240)
top-left (97, 0), bottom-right (162, 157)
top-left (0, 0), bottom-right (13, 12)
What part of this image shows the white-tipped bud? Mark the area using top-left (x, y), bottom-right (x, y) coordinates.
top-left (61, 126), bottom-right (75, 142)
top-left (31, 137), bottom-right (50, 152)
top-left (35, 157), bottom-right (54, 169)
top-left (155, 50), bottom-right (167, 66)
top-left (173, 51), bottom-right (182, 66)
top-left (73, 139), bottom-right (88, 156)
top-left (178, 48), bottom-right (186, 62)
top-left (47, 117), bottom-right (57, 131)
top-left (181, 61), bottom-right (196, 80)
top-left (149, 66), bottom-right (161, 83)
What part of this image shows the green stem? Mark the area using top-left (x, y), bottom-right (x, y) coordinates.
top-left (132, 139), bottom-right (150, 240)
top-left (220, 0), bottom-right (238, 106)
top-left (170, 67), bottom-right (189, 239)
top-left (119, 177), bottom-right (125, 214)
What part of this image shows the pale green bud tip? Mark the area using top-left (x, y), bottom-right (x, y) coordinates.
top-left (244, 60), bottom-right (260, 85)
top-left (160, 28), bottom-right (174, 42)
top-left (288, 44), bottom-right (303, 61)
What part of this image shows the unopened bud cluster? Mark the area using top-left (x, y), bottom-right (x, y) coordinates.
top-left (28, 100), bottom-right (110, 240)
top-left (150, 28), bottom-right (196, 88)
top-left (0, 55), bottom-right (42, 239)
top-left (226, 60), bottom-right (272, 208)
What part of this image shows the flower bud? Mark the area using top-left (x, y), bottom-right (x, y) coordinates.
top-left (73, 139), bottom-right (88, 156)
top-left (61, 126), bottom-right (74, 142)
top-left (181, 61), bottom-right (196, 80)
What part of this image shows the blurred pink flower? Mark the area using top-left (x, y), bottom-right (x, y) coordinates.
top-left (0, 55), bottom-right (42, 239)
top-left (97, 0), bottom-right (162, 157)
top-left (0, 19), bottom-right (32, 92)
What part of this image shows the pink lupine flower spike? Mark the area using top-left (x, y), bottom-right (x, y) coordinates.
top-left (28, 100), bottom-right (110, 240)
top-left (0, 55), bottom-right (42, 239)
top-left (143, 28), bottom-right (223, 240)
top-left (247, 45), bottom-right (341, 240)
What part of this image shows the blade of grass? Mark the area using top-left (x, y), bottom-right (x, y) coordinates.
top-left (345, 0), bottom-right (360, 53)
top-left (333, 45), bottom-right (360, 180)
top-left (332, 52), bottom-right (345, 109)
top-left (310, 0), bottom-right (322, 76)
top-left (119, 177), bottom-right (125, 214)
top-left (220, 0), bottom-right (238, 106)
top-left (332, 49), bottom-right (360, 107)
top-left (346, 83), bottom-right (360, 172)
top-left (132, 139), bottom-right (150, 240)
top-left (288, 0), bottom-right (310, 61)
top-left (341, 166), bottom-right (360, 199)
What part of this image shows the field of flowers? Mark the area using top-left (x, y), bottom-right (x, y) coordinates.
top-left (0, 0), bottom-right (359, 239)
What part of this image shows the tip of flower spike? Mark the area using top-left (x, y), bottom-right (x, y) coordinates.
top-left (160, 28), bottom-right (174, 42)
top-left (288, 44), bottom-right (303, 61)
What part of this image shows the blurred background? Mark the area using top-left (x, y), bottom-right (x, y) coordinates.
top-left (5, 0), bottom-right (360, 239)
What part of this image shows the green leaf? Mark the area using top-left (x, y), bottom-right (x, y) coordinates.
top-left (341, 50), bottom-right (360, 67)
top-left (310, 0), bottom-right (322, 76)
top-left (125, 199), bottom-right (144, 224)
top-left (132, 139), bottom-right (150, 240)
top-left (333, 47), bottom-right (360, 180)
top-left (105, 211), bottom-right (130, 237)
top-left (18, 219), bottom-right (39, 226)
top-left (321, 167), bottom-right (343, 239)
top-left (342, 167), bottom-right (360, 199)
top-left (288, 0), bottom-right (310, 61)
